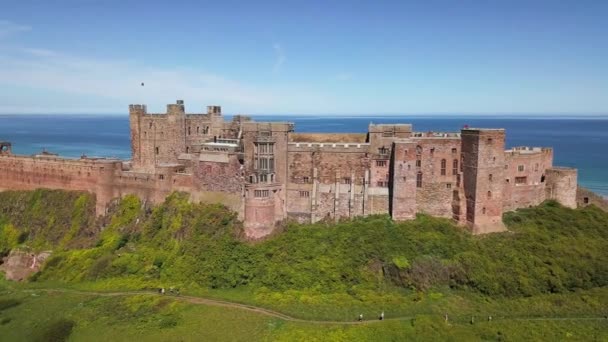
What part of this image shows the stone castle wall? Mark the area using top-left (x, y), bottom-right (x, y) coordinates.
top-left (0, 100), bottom-right (579, 238)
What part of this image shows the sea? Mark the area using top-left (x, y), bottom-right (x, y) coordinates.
top-left (0, 114), bottom-right (606, 196)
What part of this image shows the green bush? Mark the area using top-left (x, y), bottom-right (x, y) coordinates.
top-left (3, 189), bottom-right (606, 300)
top-left (34, 318), bottom-right (75, 342)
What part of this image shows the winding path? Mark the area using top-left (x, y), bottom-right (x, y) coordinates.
top-left (22, 288), bottom-right (608, 325)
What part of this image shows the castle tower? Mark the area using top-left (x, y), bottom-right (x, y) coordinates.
top-left (128, 104), bottom-right (147, 169)
top-left (461, 128), bottom-right (507, 234)
top-left (545, 167), bottom-right (578, 208)
top-left (164, 100), bottom-right (187, 164)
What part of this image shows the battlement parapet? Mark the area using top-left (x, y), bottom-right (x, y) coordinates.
top-left (242, 122), bottom-right (295, 132)
top-left (369, 123), bottom-right (412, 133)
top-left (288, 142), bottom-right (370, 152)
top-left (505, 146), bottom-right (553, 155)
top-left (128, 104), bottom-right (147, 114)
top-left (412, 132), bottom-right (461, 138)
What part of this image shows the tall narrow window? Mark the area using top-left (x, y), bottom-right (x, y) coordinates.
top-left (188, 127), bottom-right (191, 135)
top-left (155, 147), bottom-right (159, 155)
top-left (441, 159), bottom-right (447, 175)
top-left (489, 173), bottom-right (493, 181)
top-left (452, 159), bottom-right (458, 175)
top-left (487, 191), bottom-right (492, 199)
top-left (416, 172), bottom-right (423, 188)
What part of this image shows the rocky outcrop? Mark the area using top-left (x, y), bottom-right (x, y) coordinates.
top-left (0, 249), bottom-right (51, 281)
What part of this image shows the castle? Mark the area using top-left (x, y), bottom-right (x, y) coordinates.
top-left (0, 100), bottom-right (578, 238)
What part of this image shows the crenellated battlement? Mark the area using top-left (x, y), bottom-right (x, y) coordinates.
top-left (0, 99), bottom-right (579, 239)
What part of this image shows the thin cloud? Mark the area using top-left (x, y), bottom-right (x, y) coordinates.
top-left (333, 72), bottom-right (354, 81)
top-left (0, 45), bottom-right (332, 114)
top-left (0, 20), bottom-right (31, 38)
top-left (22, 48), bottom-right (57, 57)
top-left (272, 43), bottom-right (286, 74)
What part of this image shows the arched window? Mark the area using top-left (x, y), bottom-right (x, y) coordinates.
top-left (441, 159), bottom-right (447, 175)
top-left (452, 159), bottom-right (458, 175)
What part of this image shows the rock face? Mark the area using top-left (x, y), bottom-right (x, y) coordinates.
top-left (0, 250), bottom-right (51, 281)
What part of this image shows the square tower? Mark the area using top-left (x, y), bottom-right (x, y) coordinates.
top-left (461, 128), bottom-right (507, 234)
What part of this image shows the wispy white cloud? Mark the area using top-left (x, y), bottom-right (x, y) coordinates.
top-left (272, 43), bottom-right (286, 74)
top-left (0, 20), bottom-right (31, 38)
top-left (0, 44), bottom-right (334, 114)
top-left (332, 72), bottom-right (354, 81)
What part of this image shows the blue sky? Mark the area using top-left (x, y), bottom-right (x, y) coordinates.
top-left (0, 0), bottom-right (606, 115)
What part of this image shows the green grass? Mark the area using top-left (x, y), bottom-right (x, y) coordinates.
top-left (1, 190), bottom-right (608, 340)
top-left (0, 289), bottom-right (606, 341)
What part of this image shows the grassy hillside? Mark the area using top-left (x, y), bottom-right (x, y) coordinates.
top-left (1, 189), bottom-right (607, 340)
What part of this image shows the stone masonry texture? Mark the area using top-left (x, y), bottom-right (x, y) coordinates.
top-left (0, 101), bottom-right (578, 238)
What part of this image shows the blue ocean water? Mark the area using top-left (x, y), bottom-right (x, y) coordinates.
top-left (0, 114), bottom-right (606, 196)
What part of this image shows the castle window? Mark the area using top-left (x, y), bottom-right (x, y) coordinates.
top-left (515, 176), bottom-right (527, 185)
top-left (144, 131), bottom-right (147, 138)
top-left (518, 165), bottom-right (525, 172)
top-left (506, 178), bottom-right (510, 183)
top-left (197, 126), bottom-right (200, 133)
top-left (378, 146), bottom-right (389, 155)
top-left (382, 131), bottom-right (394, 137)
top-left (159, 174), bottom-right (165, 180)
top-left (302, 176), bottom-right (310, 183)
top-left (452, 148), bottom-right (457, 154)
top-left (403, 149), bottom-right (408, 157)
top-left (452, 159), bottom-right (458, 175)
top-left (299, 191), bottom-right (310, 198)
top-left (489, 173), bottom-right (493, 181)
top-left (441, 159), bottom-right (447, 175)
top-left (430, 147), bottom-right (435, 155)
top-left (416, 159), bottom-right (422, 168)
top-left (584, 197), bottom-right (589, 204)
top-left (416, 172), bottom-right (423, 188)
top-left (377, 181), bottom-right (388, 187)
top-left (402, 177), bottom-right (407, 182)
top-left (416, 145), bottom-right (422, 155)
top-left (249, 175), bottom-right (256, 183)
top-left (342, 177), bottom-right (351, 184)
top-left (541, 174), bottom-right (545, 183)
top-left (254, 190), bottom-right (269, 198)
top-left (186, 147), bottom-right (189, 153)
top-left (376, 160), bottom-right (387, 167)
top-left (188, 127), bottom-right (191, 135)
top-left (446, 183), bottom-right (452, 189)
top-left (259, 174), bottom-right (268, 183)
top-left (488, 138), bottom-right (493, 144)
top-left (149, 122), bottom-right (153, 129)
top-left (482, 207), bottom-right (486, 214)
top-left (155, 147), bottom-right (159, 155)
top-left (487, 191), bottom-right (492, 199)
top-left (505, 164), bottom-right (509, 169)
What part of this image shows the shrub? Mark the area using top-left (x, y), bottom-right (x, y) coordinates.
top-left (34, 318), bottom-right (75, 342)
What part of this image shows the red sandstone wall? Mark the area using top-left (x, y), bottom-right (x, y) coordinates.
top-left (503, 148), bottom-right (553, 211)
top-left (461, 129), bottom-right (507, 234)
